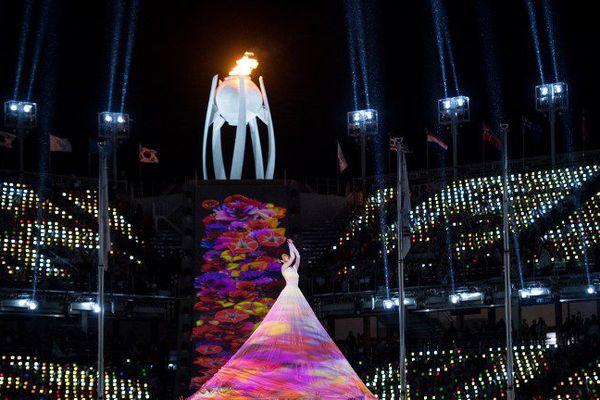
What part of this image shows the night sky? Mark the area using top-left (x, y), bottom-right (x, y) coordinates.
top-left (0, 1), bottom-right (599, 186)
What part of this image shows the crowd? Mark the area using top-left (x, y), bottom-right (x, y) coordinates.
top-left (0, 177), bottom-right (179, 296)
top-left (0, 318), bottom-right (173, 399)
top-left (322, 166), bottom-right (600, 293)
top-left (359, 326), bottom-right (599, 399)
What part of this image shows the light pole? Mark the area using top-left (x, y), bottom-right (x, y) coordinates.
top-left (98, 111), bottom-right (130, 183)
top-left (4, 100), bottom-right (37, 174)
top-left (391, 136), bottom-right (410, 400)
top-left (348, 109), bottom-right (377, 199)
top-left (437, 96), bottom-right (469, 180)
top-left (96, 112), bottom-right (128, 400)
top-left (535, 82), bottom-right (568, 167)
top-left (500, 123), bottom-right (515, 400)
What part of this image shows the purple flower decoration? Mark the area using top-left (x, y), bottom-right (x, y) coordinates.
top-left (253, 277), bottom-right (274, 287)
top-left (239, 271), bottom-right (265, 280)
top-left (203, 250), bottom-right (221, 263)
top-left (229, 221), bottom-right (249, 231)
top-left (205, 223), bottom-right (228, 234)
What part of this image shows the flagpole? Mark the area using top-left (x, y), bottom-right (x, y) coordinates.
top-left (396, 137), bottom-right (407, 400)
top-left (97, 141), bottom-right (110, 400)
top-left (138, 144), bottom-right (144, 196)
top-left (521, 117), bottom-right (525, 169)
top-left (500, 123), bottom-right (515, 400)
top-left (582, 109), bottom-right (586, 160)
top-left (482, 131), bottom-right (485, 168)
top-left (425, 131), bottom-right (429, 183)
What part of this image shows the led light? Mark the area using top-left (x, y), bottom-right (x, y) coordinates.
top-left (9, 103), bottom-right (18, 111)
top-left (456, 98), bottom-right (464, 106)
top-left (540, 86), bottom-right (549, 96)
top-left (23, 104), bottom-right (33, 113)
top-left (554, 84), bottom-right (562, 94)
top-left (383, 299), bottom-right (394, 309)
top-left (449, 294), bottom-right (460, 304)
top-left (104, 114), bottom-right (113, 122)
top-left (586, 286), bottom-right (596, 295)
top-left (25, 299), bottom-right (38, 310)
top-left (117, 115), bottom-right (125, 123)
top-left (443, 100), bottom-right (451, 109)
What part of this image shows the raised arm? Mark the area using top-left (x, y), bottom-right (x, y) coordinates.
top-left (288, 240), bottom-right (301, 270)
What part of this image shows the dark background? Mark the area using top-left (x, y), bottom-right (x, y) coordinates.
top-left (0, 0), bottom-right (598, 185)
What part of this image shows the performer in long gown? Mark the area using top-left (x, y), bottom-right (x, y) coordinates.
top-left (189, 240), bottom-right (376, 400)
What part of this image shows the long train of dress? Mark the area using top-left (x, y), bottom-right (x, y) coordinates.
top-left (189, 258), bottom-right (376, 400)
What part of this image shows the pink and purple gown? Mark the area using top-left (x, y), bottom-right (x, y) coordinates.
top-left (189, 261), bottom-right (376, 400)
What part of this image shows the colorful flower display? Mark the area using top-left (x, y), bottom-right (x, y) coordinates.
top-left (191, 194), bottom-right (287, 388)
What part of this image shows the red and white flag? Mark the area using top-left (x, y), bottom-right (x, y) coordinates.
top-left (482, 122), bottom-right (502, 150)
top-left (337, 141), bottom-right (348, 172)
top-left (50, 135), bottom-right (72, 152)
top-left (426, 129), bottom-right (448, 150)
top-left (139, 145), bottom-right (159, 163)
top-left (0, 131), bottom-right (17, 149)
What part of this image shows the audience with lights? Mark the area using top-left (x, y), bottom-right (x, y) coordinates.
top-left (322, 165), bottom-right (600, 291)
top-left (359, 323), bottom-right (599, 399)
top-left (0, 179), bottom-right (176, 295)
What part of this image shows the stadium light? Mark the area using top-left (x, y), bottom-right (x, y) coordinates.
top-left (383, 298), bottom-right (394, 309)
top-left (98, 111), bottom-right (130, 183)
top-left (535, 82), bottom-right (568, 167)
top-left (71, 298), bottom-right (102, 313)
top-left (348, 109), bottom-right (378, 197)
top-left (1, 295), bottom-right (39, 311)
top-left (518, 283), bottom-right (551, 299)
top-left (4, 100), bottom-right (38, 172)
top-left (437, 96), bottom-right (469, 180)
top-left (586, 285), bottom-right (596, 295)
top-left (449, 287), bottom-right (483, 304)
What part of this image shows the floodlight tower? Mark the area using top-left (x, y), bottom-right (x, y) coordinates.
top-left (98, 111), bottom-right (130, 182)
top-left (202, 52), bottom-right (275, 180)
top-left (96, 111), bottom-right (128, 400)
top-left (348, 109), bottom-right (378, 198)
top-left (535, 82), bottom-right (568, 167)
top-left (4, 100), bottom-right (37, 173)
top-left (437, 96), bottom-right (470, 180)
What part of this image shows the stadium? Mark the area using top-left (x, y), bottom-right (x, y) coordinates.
top-left (1, 1), bottom-right (600, 399)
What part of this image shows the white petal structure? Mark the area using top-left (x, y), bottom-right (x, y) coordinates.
top-left (202, 74), bottom-right (276, 180)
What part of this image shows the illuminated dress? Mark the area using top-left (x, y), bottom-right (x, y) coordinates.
top-left (190, 242), bottom-right (376, 400)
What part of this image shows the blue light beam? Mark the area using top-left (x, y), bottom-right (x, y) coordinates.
top-left (119, 0), bottom-right (140, 113)
top-left (525, 0), bottom-right (545, 84)
top-left (107, 0), bottom-right (125, 112)
top-left (13, 0), bottom-right (34, 100)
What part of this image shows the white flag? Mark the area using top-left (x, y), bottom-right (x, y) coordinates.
top-left (337, 141), bottom-right (348, 173)
top-left (399, 150), bottom-right (411, 258)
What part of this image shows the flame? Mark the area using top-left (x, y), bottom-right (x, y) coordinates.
top-left (229, 52), bottom-right (259, 76)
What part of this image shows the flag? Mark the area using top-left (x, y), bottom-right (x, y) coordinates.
top-left (482, 122), bottom-right (501, 150)
top-left (337, 141), bottom-right (348, 172)
top-left (0, 131), bottom-right (17, 149)
top-left (426, 129), bottom-right (448, 150)
top-left (399, 148), bottom-right (411, 258)
top-left (139, 145), bottom-right (159, 163)
top-left (50, 135), bottom-right (72, 152)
